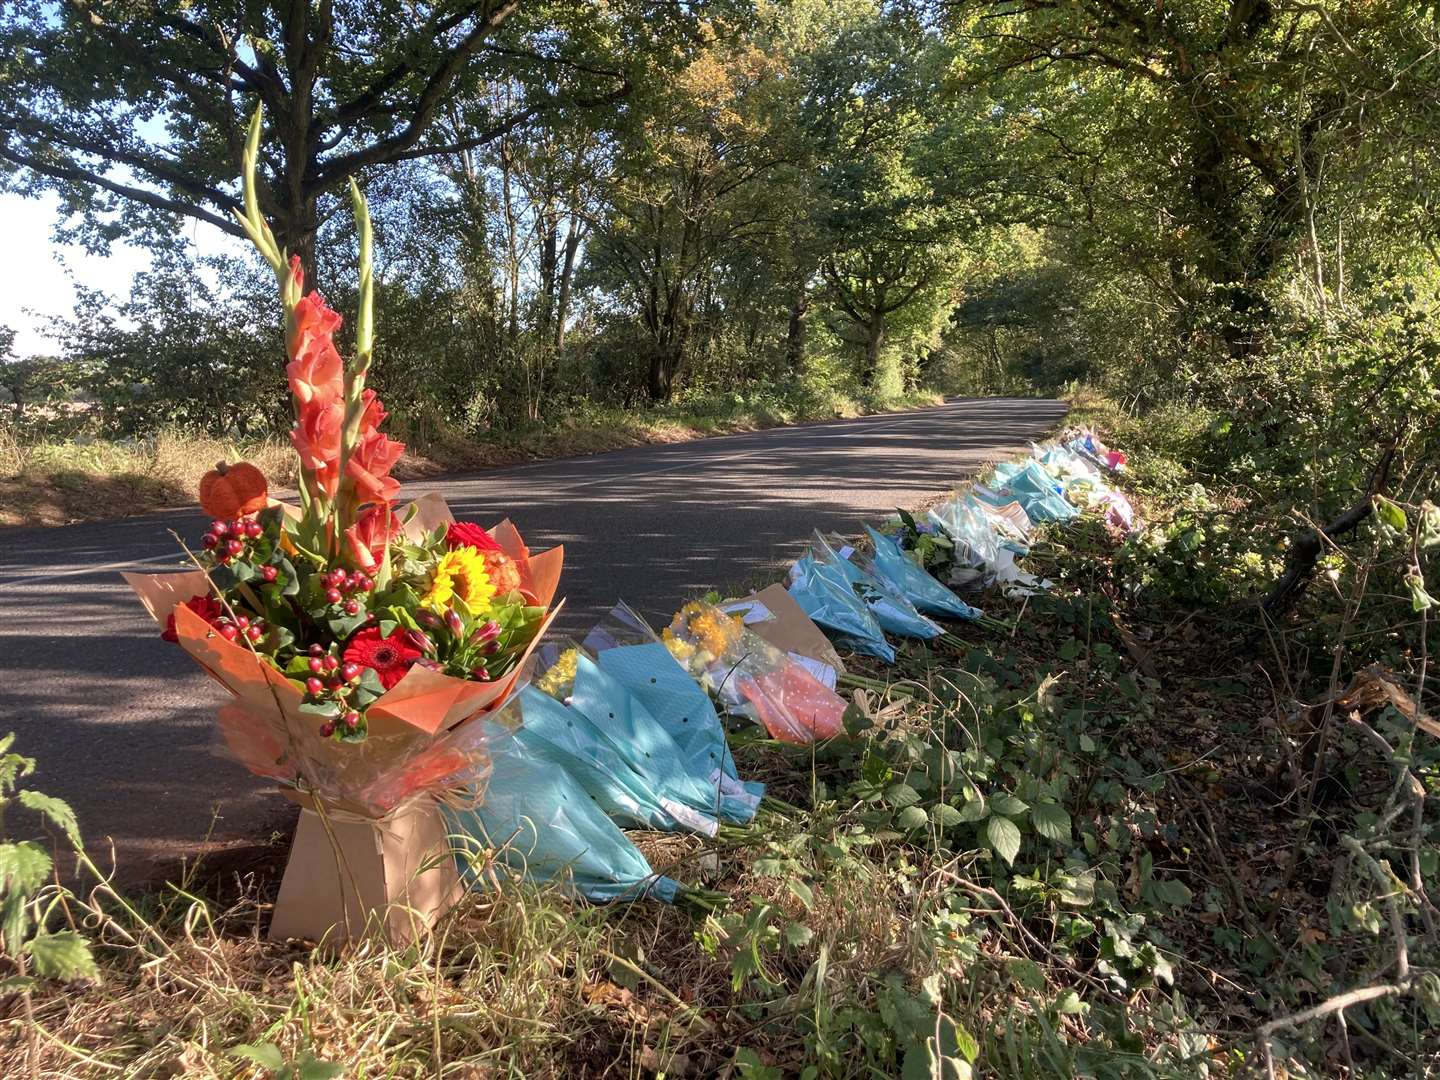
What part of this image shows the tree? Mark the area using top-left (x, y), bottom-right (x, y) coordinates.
top-left (0, 0), bottom-right (631, 285)
top-left (950, 0), bottom-right (1440, 355)
top-left (801, 9), bottom-right (978, 388)
top-left (584, 26), bottom-right (790, 401)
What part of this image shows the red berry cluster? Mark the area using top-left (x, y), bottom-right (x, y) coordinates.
top-left (200, 517), bottom-right (264, 565)
top-left (215, 612), bottom-right (269, 645)
top-left (320, 567), bottom-right (374, 616)
top-left (303, 643), bottom-right (366, 737)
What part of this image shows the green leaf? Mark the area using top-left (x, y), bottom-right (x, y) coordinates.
top-left (1031, 802), bottom-right (1072, 842)
top-left (956, 794), bottom-right (988, 822)
top-left (1053, 989), bottom-right (1088, 1016)
top-left (228, 1043), bottom-right (286, 1070)
top-left (23, 930), bottom-right (98, 982)
top-left (886, 782), bottom-right (921, 808)
top-left (1406, 572), bottom-right (1436, 612)
top-left (985, 815), bottom-right (1022, 866)
top-left (953, 1023), bottom-right (979, 1063)
top-left (1056, 871), bottom-right (1097, 907)
top-left (988, 793), bottom-right (1029, 817)
top-left (930, 803), bottom-right (964, 829)
top-left (296, 1054), bottom-right (344, 1080)
top-left (1374, 496), bottom-right (1408, 534)
top-left (297, 700), bottom-right (341, 719)
top-left (784, 921), bottom-right (814, 948)
top-left (0, 840), bottom-right (53, 896)
top-left (17, 790), bottom-right (83, 849)
top-left (786, 879), bottom-right (814, 910)
top-left (1147, 878), bottom-right (1194, 910)
top-left (896, 805), bottom-right (929, 832)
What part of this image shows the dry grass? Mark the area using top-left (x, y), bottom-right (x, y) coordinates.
top-left (0, 433), bottom-right (297, 528)
top-left (2, 802), bottom-right (927, 1078)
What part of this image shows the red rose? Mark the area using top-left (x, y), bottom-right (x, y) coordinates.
top-left (446, 521), bottom-right (504, 553)
top-left (162, 594), bottom-right (224, 642)
top-left (344, 625), bottom-right (423, 690)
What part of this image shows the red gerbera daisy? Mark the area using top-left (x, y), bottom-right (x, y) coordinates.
top-left (343, 626), bottom-right (423, 690)
top-left (162, 595), bottom-right (224, 642)
top-left (446, 521), bottom-right (503, 553)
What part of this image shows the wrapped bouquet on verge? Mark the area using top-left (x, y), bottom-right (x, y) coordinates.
top-left (444, 716), bottom-right (686, 906)
top-left (528, 642), bottom-right (723, 835)
top-left (664, 600), bottom-right (847, 745)
top-left (788, 551), bottom-right (896, 663)
top-left (124, 111), bottom-right (561, 943)
top-left (583, 604), bottom-right (764, 824)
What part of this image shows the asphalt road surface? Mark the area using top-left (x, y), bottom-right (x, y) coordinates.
top-left (0, 396), bottom-right (1067, 884)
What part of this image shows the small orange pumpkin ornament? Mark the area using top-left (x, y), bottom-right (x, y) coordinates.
top-left (199, 461), bottom-right (269, 519)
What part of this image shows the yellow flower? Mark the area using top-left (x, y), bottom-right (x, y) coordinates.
top-left (536, 647), bottom-right (580, 698)
top-left (673, 602), bottom-right (742, 659)
top-left (422, 546), bottom-right (496, 612)
top-left (662, 628), bottom-right (698, 665)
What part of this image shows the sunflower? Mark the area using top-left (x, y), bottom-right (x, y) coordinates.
top-left (421, 545), bottom-right (496, 612)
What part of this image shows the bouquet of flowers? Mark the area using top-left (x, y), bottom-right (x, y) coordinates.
top-left (663, 600), bottom-right (846, 745)
top-left (123, 112), bottom-right (562, 940)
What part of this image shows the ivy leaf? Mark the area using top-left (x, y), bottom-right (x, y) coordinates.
top-left (1031, 802), bottom-right (1072, 842)
top-left (986, 815), bottom-right (1022, 865)
top-left (23, 930), bottom-right (98, 982)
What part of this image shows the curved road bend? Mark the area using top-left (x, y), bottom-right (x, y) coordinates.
top-left (0, 396), bottom-right (1067, 884)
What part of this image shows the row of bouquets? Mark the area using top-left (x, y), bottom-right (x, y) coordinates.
top-left (125, 428), bottom-right (1131, 941)
top-left (411, 426), bottom-right (1136, 924)
top-left (126, 495), bottom-right (855, 937)
top-left (783, 425), bottom-right (1135, 659)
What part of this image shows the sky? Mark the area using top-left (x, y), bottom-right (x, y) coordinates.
top-left (1, 191), bottom-right (243, 358)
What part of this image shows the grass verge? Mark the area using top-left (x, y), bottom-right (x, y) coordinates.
top-left (5, 409), bottom-right (1435, 1077)
top-left (0, 389), bottom-right (942, 529)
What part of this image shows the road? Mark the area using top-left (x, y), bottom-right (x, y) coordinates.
top-left (0, 396), bottom-right (1067, 884)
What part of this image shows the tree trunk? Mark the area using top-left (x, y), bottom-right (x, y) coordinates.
top-left (648, 343), bottom-right (680, 402)
top-left (555, 220), bottom-right (582, 350)
top-left (785, 283), bottom-right (809, 372)
top-left (862, 318), bottom-right (885, 387)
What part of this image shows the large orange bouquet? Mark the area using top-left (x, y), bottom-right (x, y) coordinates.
top-left (126, 111), bottom-right (561, 819)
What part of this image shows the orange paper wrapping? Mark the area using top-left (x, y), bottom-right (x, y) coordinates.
top-left (124, 496), bottom-right (563, 812)
top-left (126, 497), bottom-right (561, 942)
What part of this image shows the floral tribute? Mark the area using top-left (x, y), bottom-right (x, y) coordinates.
top-left (663, 601), bottom-right (845, 745)
top-left (125, 112), bottom-right (562, 815)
